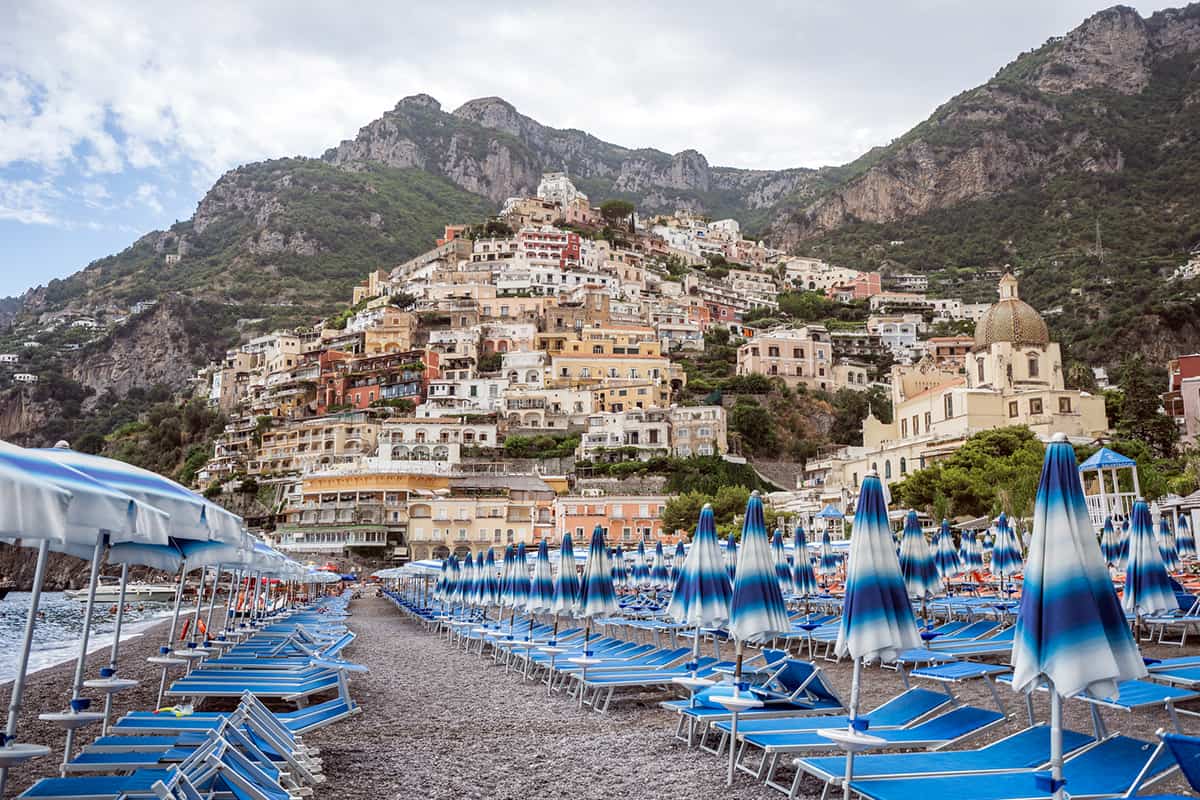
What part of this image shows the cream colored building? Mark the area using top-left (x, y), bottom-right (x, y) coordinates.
top-left (736, 325), bottom-right (837, 391)
top-left (815, 274), bottom-right (1108, 495)
top-left (667, 405), bottom-right (728, 457)
top-left (249, 413), bottom-right (380, 475)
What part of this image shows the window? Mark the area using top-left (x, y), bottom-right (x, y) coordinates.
top-left (1059, 397), bottom-right (1072, 413)
top-left (912, 415), bottom-right (919, 436)
top-left (768, 346), bottom-right (780, 358)
top-left (977, 359), bottom-right (985, 383)
top-left (944, 394), bottom-right (953, 419)
top-left (884, 460), bottom-right (892, 479)
top-left (1028, 355), bottom-right (1039, 378)
top-left (899, 457), bottom-right (907, 475)
top-left (901, 418), bottom-right (908, 437)
top-left (924, 411), bottom-right (931, 430)
top-left (1029, 398), bottom-right (1044, 415)
top-left (1008, 401), bottom-right (1019, 418)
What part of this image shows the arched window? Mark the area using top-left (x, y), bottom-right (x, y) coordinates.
top-left (1027, 353), bottom-right (1039, 378)
top-left (899, 457), bottom-right (907, 475)
top-left (884, 460), bottom-right (892, 479)
top-left (976, 358), bottom-right (985, 383)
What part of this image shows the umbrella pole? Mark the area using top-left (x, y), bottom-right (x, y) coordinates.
top-left (1049, 682), bottom-right (1064, 800)
top-left (728, 640), bottom-right (745, 785)
top-left (221, 569), bottom-right (239, 636)
top-left (100, 562), bottom-right (131, 736)
top-left (841, 657), bottom-right (864, 800)
top-left (60, 537), bottom-right (105, 773)
top-left (156, 567), bottom-right (188, 708)
top-left (188, 566), bottom-right (207, 647)
top-left (0, 539), bottom-right (51, 798)
top-left (204, 565), bottom-right (223, 637)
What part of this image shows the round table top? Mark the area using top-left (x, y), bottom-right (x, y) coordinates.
top-left (0, 743), bottom-right (51, 766)
top-left (37, 711), bottom-right (104, 730)
top-left (566, 656), bottom-right (603, 666)
top-left (538, 646), bottom-right (567, 655)
top-left (82, 677), bottom-right (140, 693)
top-left (671, 676), bottom-right (717, 691)
top-left (147, 656), bottom-right (188, 666)
top-left (711, 694), bottom-right (763, 712)
top-left (172, 649), bottom-right (209, 658)
top-left (816, 727), bottom-right (888, 751)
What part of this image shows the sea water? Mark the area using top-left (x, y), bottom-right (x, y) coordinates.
top-left (0, 592), bottom-right (177, 683)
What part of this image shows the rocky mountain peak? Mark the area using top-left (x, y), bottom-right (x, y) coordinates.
top-left (395, 93), bottom-right (441, 112)
top-left (1032, 4), bottom-right (1152, 94)
top-left (452, 96), bottom-right (529, 138)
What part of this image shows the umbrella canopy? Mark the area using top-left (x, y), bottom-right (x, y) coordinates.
top-left (434, 559), bottom-right (449, 602)
top-left (1100, 516), bottom-right (1122, 568)
top-left (817, 530), bottom-right (839, 577)
top-left (611, 546), bottom-right (629, 589)
top-left (509, 542), bottom-right (532, 610)
top-left (792, 526), bottom-right (818, 596)
top-left (1124, 500), bottom-right (1176, 617)
top-left (932, 519), bottom-right (962, 579)
top-left (835, 476), bottom-right (920, 663)
top-left (1012, 433), bottom-right (1145, 700)
top-left (898, 510), bottom-right (941, 599)
top-left (668, 503), bottom-right (732, 627)
top-left (458, 553), bottom-right (477, 607)
top-left (497, 545), bottom-right (516, 607)
top-left (577, 525), bottom-right (617, 619)
top-left (1158, 514), bottom-right (1180, 573)
top-left (478, 548), bottom-right (500, 607)
top-left (1119, 519), bottom-right (1131, 565)
top-left (650, 540), bottom-right (671, 588)
top-left (633, 540), bottom-right (651, 588)
top-left (1178, 512), bottom-right (1197, 560)
top-left (770, 528), bottom-right (794, 595)
top-left (551, 534), bottom-right (580, 616)
top-left (528, 540), bottom-right (555, 613)
top-left (990, 512), bottom-right (1024, 579)
top-left (446, 556), bottom-right (464, 606)
top-left (728, 492), bottom-right (791, 644)
top-left (670, 540), bottom-right (686, 585)
top-left (724, 531), bottom-right (738, 583)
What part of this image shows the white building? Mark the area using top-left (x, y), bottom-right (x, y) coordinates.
top-left (13, 373), bottom-right (38, 383)
top-left (536, 172), bottom-right (587, 208)
top-left (0, 354), bottom-right (18, 364)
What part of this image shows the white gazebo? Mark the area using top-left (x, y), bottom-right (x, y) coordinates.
top-left (1078, 446), bottom-right (1139, 529)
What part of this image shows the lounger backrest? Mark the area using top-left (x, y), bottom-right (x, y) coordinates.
top-left (1163, 732), bottom-right (1200, 790)
top-left (868, 688), bottom-right (951, 726)
top-left (1062, 735), bottom-right (1174, 796)
top-left (912, 706), bottom-right (1003, 737)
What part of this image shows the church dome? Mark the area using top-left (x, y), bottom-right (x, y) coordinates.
top-left (973, 273), bottom-right (1050, 350)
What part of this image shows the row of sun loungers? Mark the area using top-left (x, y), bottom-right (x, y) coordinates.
top-left (15, 593), bottom-right (363, 800)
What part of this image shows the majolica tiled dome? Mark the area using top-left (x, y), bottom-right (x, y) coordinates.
top-left (973, 273), bottom-right (1049, 350)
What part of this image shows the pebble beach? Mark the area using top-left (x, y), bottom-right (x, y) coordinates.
top-left (0, 596), bottom-right (1192, 799)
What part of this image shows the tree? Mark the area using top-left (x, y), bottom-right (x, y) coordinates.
top-left (730, 398), bottom-right (778, 456)
top-left (1116, 355), bottom-right (1178, 458)
top-left (599, 200), bottom-right (636, 228)
top-left (389, 291), bottom-right (418, 310)
top-left (476, 351), bottom-right (503, 373)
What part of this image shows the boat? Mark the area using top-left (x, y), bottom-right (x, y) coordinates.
top-left (64, 578), bottom-right (178, 603)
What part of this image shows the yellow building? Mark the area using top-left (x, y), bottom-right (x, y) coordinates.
top-left (546, 336), bottom-right (685, 407)
top-left (819, 274), bottom-right (1108, 493)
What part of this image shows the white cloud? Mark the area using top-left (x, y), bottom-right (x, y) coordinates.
top-left (0, 178), bottom-right (60, 224)
top-left (133, 182), bottom-right (162, 213)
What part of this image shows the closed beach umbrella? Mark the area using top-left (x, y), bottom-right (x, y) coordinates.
top-left (633, 540), bottom-right (651, 588)
top-left (651, 540), bottom-right (671, 588)
top-left (498, 545), bottom-right (516, 609)
top-left (835, 473), bottom-right (921, 800)
top-left (459, 553), bottom-right (476, 608)
top-left (991, 512), bottom-right (1024, 585)
top-left (771, 528), bottom-right (794, 595)
top-left (446, 555), bottom-right (464, 607)
top-left (1124, 500), bottom-right (1176, 618)
top-left (724, 531), bottom-right (738, 583)
top-left (1120, 519), bottom-right (1131, 565)
top-left (671, 540), bottom-right (686, 586)
top-left (577, 525), bottom-right (617, 654)
top-left (510, 542), bottom-right (532, 612)
top-left (792, 526), bottom-right (818, 597)
top-left (933, 519), bottom-right (961, 580)
top-left (551, 533), bottom-right (580, 621)
top-left (612, 545), bottom-right (629, 590)
top-left (478, 548), bottom-right (500, 608)
top-left (1012, 434), bottom-right (1146, 800)
top-left (1177, 512), bottom-right (1196, 560)
top-left (898, 510), bottom-right (941, 601)
top-left (1100, 516), bottom-right (1122, 569)
top-left (434, 558), bottom-right (450, 603)
top-left (528, 539), bottom-right (555, 614)
top-left (669, 504), bottom-right (733, 628)
top-left (726, 491), bottom-right (791, 784)
top-left (817, 530), bottom-right (839, 583)
top-left (1158, 513), bottom-right (1180, 573)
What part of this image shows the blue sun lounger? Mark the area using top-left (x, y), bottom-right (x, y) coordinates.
top-left (791, 725), bottom-right (1094, 799)
top-left (996, 675), bottom-right (1198, 736)
top-left (115, 693), bottom-right (358, 735)
top-left (1135, 731), bottom-right (1200, 800)
top-left (573, 657), bottom-right (735, 712)
top-left (842, 733), bottom-right (1176, 800)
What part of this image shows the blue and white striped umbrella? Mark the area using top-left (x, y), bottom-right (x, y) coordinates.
top-left (898, 510), bottom-right (941, 599)
top-left (447, 555), bottom-right (466, 606)
top-left (670, 540), bottom-right (686, 586)
top-left (724, 531), bottom-right (738, 583)
top-left (478, 548), bottom-right (500, 607)
top-left (991, 512), bottom-right (1024, 579)
top-left (633, 540), bottom-right (651, 588)
top-left (729, 492), bottom-right (791, 644)
top-left (1013, 434), bottom-right (1144, 697)
top-left (792, 526), bottom-right (818, 596)
top-left (551, 534), bottom-right (579, 616)
top-left (612, 545), bottom-right (629, 589)
top-left (650, 540), bottom-right (671, 588)
top-left (577, 525), bottom-right (618, 619)
top-left (528, 539), bottom-right (555, 613)
top-left (771, 528), bottom-right (794, 595)
top-left (959, 530), bottom-right (984, 572)
top-left (434, 558), bottom-right (449, 602)
top-left (932, 519), bottom-right (961, 579)
top-left (1124, 500), bottom-right (1176, 618)
top-left (817, 530), bottom-right (839, 578)
top-left (1100, 516), bottom-right (1122, 569)
top-left (1120, 519), bottom-right (1131, 565)
top-left (498, 545), bottom-right (516, 607)
top-left (510, 541), bottom-right (532, 610)
top-left (1012, 435), bottom-right (1146, 800)
top-left (836, 477), bottom-right (920, 663)
top-left (1158, 513), bottom-right (1180, 573)
top-left (1178, 512), bottom-right (1197, 560)
top-left (668, 503), bottom-right (732, 627)
top-left (459, 553), bottom-right (477, 606)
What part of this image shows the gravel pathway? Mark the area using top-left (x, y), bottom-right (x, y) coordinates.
top-left (317, 597), bottom-right (1198, 800)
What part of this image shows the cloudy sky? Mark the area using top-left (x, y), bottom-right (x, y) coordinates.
top-left (0, 0), bottom-right (1176, 297)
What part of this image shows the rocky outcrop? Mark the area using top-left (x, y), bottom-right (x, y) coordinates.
top-left (1033, 6), bottom-right (1153, 95)
top-left (0, 543), bottom-right (176, 591)
top-left (0, 389), bottom-right (53, 441)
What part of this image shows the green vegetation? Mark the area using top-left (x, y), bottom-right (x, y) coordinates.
top-left (502, 433), bottom-right (580, 460)
top-left (577, 455), bottom-right (776, 495)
